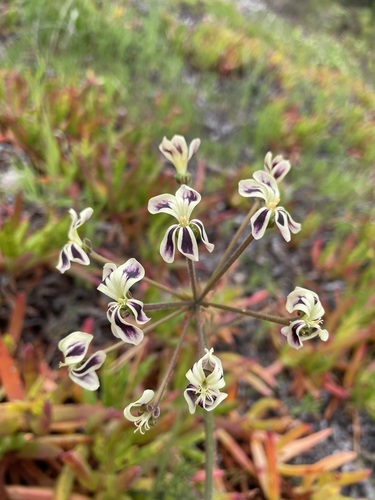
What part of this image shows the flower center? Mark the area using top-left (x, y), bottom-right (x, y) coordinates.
top-left (267, 199), bottom-right (280, 210)
top-left (179, 215), bottom-right (189, 226)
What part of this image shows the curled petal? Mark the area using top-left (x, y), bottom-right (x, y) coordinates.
top-left (56, 243), bottom-right (90, 273)
top-left (175, 184), bottom-right (201, 219)
top-left (191, 219), bottom-right (214, 253)
top-left (201, 348), bottom-right (223, 372)
top-left (253, 170), bottom-right (279, 197)
top-left (281, 320), bottom-right (305, 350)
top-left (286, 287), bottom-right (324, 318)
top-left (70, 350), bottom-right (106, 376)
top-left (127, 298), bottom-right (150, 324)
top-left (283, 209), bottom-right (301, 235)
top-left (319, 329), bottom-right (329, 341)
top-left (67, 207), bottom-right (93, 242)
top-left (160, 224), bottom-right (178, 263)
top-left (275, 209), bottom-right (292, 242)
top-left (101, 262), bottom-right (118, 281)
top-left (69, 351), bottom-right (106, 391)
top-left (68, 243), bottom-right (90, 265)
top-left (264, 152), bottom-right (291, 182)
top-left (56, 247), bottom-right (72, 273)
top-left (124, 389), bottom-right (155, 422)
top-left (148, 193), bottom-right (179, 219)
top-left (177, 226), bottom-right (199, 261)
top-left (69, 370), bottom-right (100, 391)
top-left (238, 179), bottom-right (267, 201)
top-left (184, 386), bottom-right (199, 414)
top-left (251, 207), bottom-right (272, 240)
top-left (108, 306), bottom-right (144, 345)
top-left (188, 138), bottom-right (201, 159)
top-left (124, 389), bottom-right (158, 434)
top-left (58, 331), bottom-right (92, 365)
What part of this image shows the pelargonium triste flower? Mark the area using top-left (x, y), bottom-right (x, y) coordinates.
top-left (184, 348), bottom-right (228, 414)
top-left (56, 207), bottom-right (93, 273)
top-left (238, 170), bottom-right (301, 241)
top-left (281, 286), bottom-right (329, 349)
top-left (124, 389), bottom-right (160, 434)
top-left (159, 135), bottom-right (201, 180)
top-left (97, 258), bottom-right (150, 345)
top-left (264, 151), bottom-right (291, 182)
top-left (148, 184), bottom-right (214, 263)
top-left (58, 331), bottom-right (106, 391)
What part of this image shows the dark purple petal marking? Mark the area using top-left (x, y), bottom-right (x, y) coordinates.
top-left (71, 245), bottom-right (85, 260)
top-left (242, 186), bottom-right (263, 195)
top-left (252, 208), bottom-right (270, 235)
top-left (72, 353), bottom-right (104, 375)
top-left (155, 200), bottom-right (172, 210)
top-left (162, 146), bottom-right (174, 155)
top-left (161, 225), bottom-right (178, 261)
top-left (70, 371), bottom-right (99, 390)
top-left (181, 187), bottom-right (198, 203)
top-left (276, 211), bottom-right (285, 226)
top-left (58, 248), bottom-right (70, 271)
top-left (289, 322), bottom-right (304, 349)
top-left (111, 308), bottom-right (143, 344)
top-left (174, 142), bottom-right (183, 154)
top-left (66, 342), bottom-right (86, 359)
top-left (180, 227), bottom-right (194, 256)
top-left (123, 262), bottom-right (142, 280)
top-left (127, 299), bottom-right (150, 324)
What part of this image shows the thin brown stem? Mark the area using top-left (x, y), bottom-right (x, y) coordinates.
top-left (199, 232), bottom-right (254, 301)
top-left (211, 200), bottom-right (259, 280)
top-left (202, 300), bottom-right (296, 326)
top-left (143, 301), bottom-right (192, 311)
top-left (186, 258), bottom-right (198, 302)
top-left (153, 312), bottom-right (192, 406)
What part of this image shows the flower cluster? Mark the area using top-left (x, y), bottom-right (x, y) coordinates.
top-left (97, 258), bottom-right (150, 345)
top-left (56, 208), bottom-right (93, 273)
top-left (55, 138), bottom-right (327, 437)
top-left (184, 348), bottom-right (228, 414)
top-left (58, 332), bottom-right (106, 390)
top-left (148, 184), bottom-right (214, 263)
top-left (281, 286), bottom-right (329, 349)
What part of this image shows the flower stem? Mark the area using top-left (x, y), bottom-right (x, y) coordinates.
top-left (199, 232), bottom-right (254, 301)
top-left (202, 301), bottom-right (295, 326)
top-left (90, 250), bottom-right (189, 300)
top-left (186, 258), bottom-right (198, 302)
top-left (204, 409), bottom-right (215, 500)
top-left (211, 201), bottom-right (259, 280)
top-left (144, 301), bottom-right (192, 311)
top-left (153, 312), bottom-right (192, 407)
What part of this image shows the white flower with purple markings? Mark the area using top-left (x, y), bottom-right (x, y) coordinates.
top-left (184, 348), bottom-right (228, 414)
top-left (264, 152), bottom-right (291, 182)
top-left (97, 258), bottom-right (150, 345)
top-left (148, 184), bottom-right (214, 263)
top-left (159, 135), bottom-right (200, 180)
top-left (281, 286), bottom-right (329, 349)
top-left (58, 331), bottom-right (106, 391)
top-left (56, 207), bottom-right (93, 273)
top-left (238, 171), bottom-right (301, 241)
top-left (123, 389), bottom-right (160, 434)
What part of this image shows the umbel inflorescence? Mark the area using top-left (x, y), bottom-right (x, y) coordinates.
top-left (56, 135), bottom-right (329, 433)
